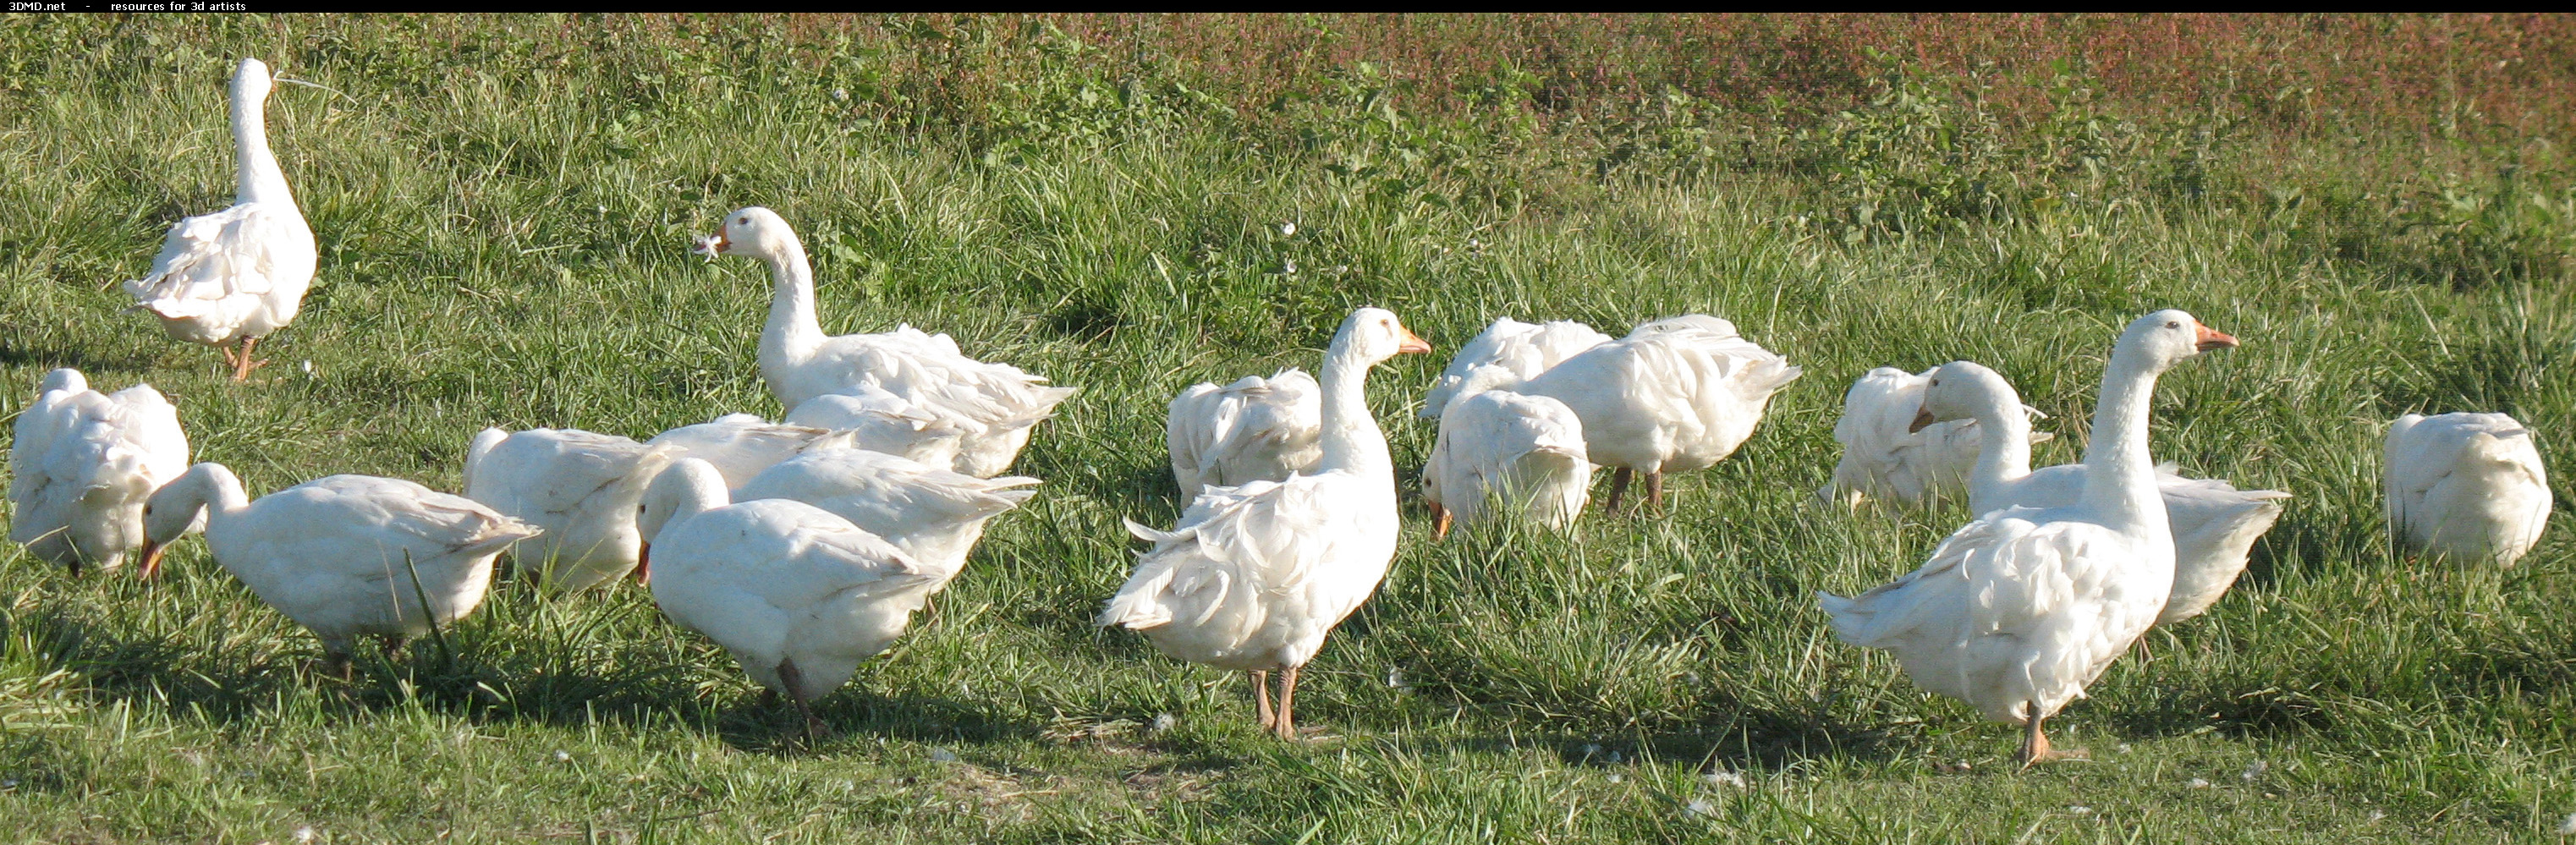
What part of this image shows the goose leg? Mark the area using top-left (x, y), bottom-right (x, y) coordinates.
top-left (231, 337), bottom-right (267, 381)
top-left (1645, 472), bottom-right (1665, 509)
top-left (2016, 700), bottom-right (2084, 766)
top-left (1251, 670), bottom-right (1275, 731)
top-left (321, 645), bottom-right (355, 681)
top-left (1272, 667), bottom-right (1300, 740)
top-left (377, 634), bottom-right (409, 659)
top-left (1431, 503), bottom-right (1453, 540)
top-left (777, 657), bottom-right (827, 743)
top-left (1603, 469), bottom-right (1633, 513)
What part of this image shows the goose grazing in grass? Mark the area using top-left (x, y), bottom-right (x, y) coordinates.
top-left (640, 458), bottom-right (931, 741)
top-left (1821, 310), bottom-right (2238, 765)
top-left (695, 207), bottom-right (1075, 477)
top-left (1519, 315), bottom-right (1801, 511)
top-left (735, 447), bottom-right (1037, 585)
top-left (781, 383), bottom-right (970, 469)
top-left (8, 369), bottom-right (192, 573)
top-left (1420, 317), bottom-right (1610, 419)
top-left (1917, 359), bottom-right (2290, 626)
top-left (2386, 411), bottom-right (2551, 565)
top-left (1817, 365), bottom-right (2051, 511)
top-left (463, 427), bottom-right (674, 591)
top-left (1166, 368), bottom-right (1321, 495)
top-left (140, 464), bottom-right (540, 677)
top-left (124, 58), bottom-right (316, 381)
top-left (1420, 365), bottom-right (1592, 539)
top-left (1100, 307), bottom-right (1431, 739)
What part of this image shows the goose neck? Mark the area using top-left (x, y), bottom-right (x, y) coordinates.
top-left (1964, 387), bottom-right (2035, 513)
top-left (2077, 350), bottom-right (2167, 525)
top-left (758, 239), bottom-right (826, 372)
top-left (231, 81), bottom-right (293, 206)
top-left (1314, 346), bottom-right (1393, 481)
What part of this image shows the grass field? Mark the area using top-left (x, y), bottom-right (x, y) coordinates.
top-left (2, 14), bottom-right (2572, 843)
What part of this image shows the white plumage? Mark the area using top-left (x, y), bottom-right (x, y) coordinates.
top-left (781, 383), bottom-right (970, 469)
top-left (2385, 411), bottom-right (2551, 565)
top-left (1920, 360), bottom-right (2291, 626)
top-left (697, 207), bottom-right (1074, 477)
top-left (640, 458), bottom-right (931, 738)
top-left (1518, 314), bottom-right (1801, 508)
top-left (1817, 365), bottom-right (2050, 510)
top-left (734, 446), bottom-right (1037, 584)
top-left (1165, 367), bottom-right (1322, 495)
top-left (124, 58), bottom-right (316, 381)
top-left (140, 464), bottom-right (539, 673)
top-left (1100, 308), bottom-right (1431, 739)
top-left (8, 369), bottom-right (192, 573)
top-left (643, 414), bottom-right (846, 488)
top-left (462, 426), bottom-right (673, 590)
top-left (1420, 317), bottom-right (1609, 418)
top-left (1420, 365), bottom-right (1592, 538)
top-left (1820, 310), bottom-right (2237, 764)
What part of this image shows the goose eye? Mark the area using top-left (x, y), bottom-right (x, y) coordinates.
top-left (2166, 321), bottom-right (2182, 329)
top-left (1930, 379), bottom-right (1940, 387)
top-left (737, 217), bottom-right (749, 226)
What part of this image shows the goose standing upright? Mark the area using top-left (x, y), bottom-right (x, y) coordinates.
top-left (1420, 317), bottom-right (1610, 418)
top-left (1519, 315), bottom-right (1801, 510)
top-left (1165, 368), bottom-right (1322, 495)
top-left (2385, 412), bottom-right (2550, 565)
top-left (1816, 365), bottom-right (2051, 511)
top-left (639, 458), bottom-right (931, 739)
top-left (463, 427), bottom-right (674, 590)
top-left (8, 369), bottom-right (192, 573)
top-left (1099, 308), bottom-right (1431, 739)
top-left (1916, 360), bottom-right (2291, 625)
top-left (1819, 310), bottom-right (2238, 765)
top-left (140, 464), bottom-right (540, 676)
top-left (1420, 365), bottom-right (1592, 538)
top-left (695, 207), bottom-right (1075, 476)
top-left (124, 58), bottom-right (316, 381)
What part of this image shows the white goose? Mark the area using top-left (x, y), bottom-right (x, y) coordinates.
top-left (781, 383), bottom-right (970, 469)
top-left (1816, 365), bottom-right (2051, 510)
top-left (1420, 317), bottom-right (1609, 418)
top-left (8, 369), bottom-right (192, 573)
top-left (1820, 310), bottom-right (2238, 765)
top-left (640, 458), bottom-right (931, 739)
top-left (734, 447), bottom-right (1037, 584)
top-left (1166, 368), bottom-right (1322, 495)
top-left (1420, 365), bottom-right (1592, 539)
top-left (463, 427), bottom-right (673, 591)
top-left (124, 58), bottom-right (316, 381)
top-left (1099, 308), bottom-right (1431, 739)
top-left (2385, 412), bottom-right (2550, 565)
top-left (695, 207), bottom-right (1075, 477)
top-left (1519, 315), bottom-right (1801, 510)
top-left (1918, 359), bottom-right (2291, 625)
top-left (140, 464), bottom-right (539, 676)
top-left (643, 414), bottom-right (845, 488)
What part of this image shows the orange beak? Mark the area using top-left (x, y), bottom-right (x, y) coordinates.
top-left (633, 543), bottom-right (651, 585)
top-left (2194, 323), bottom-right (2239, 351)
top-left (138, 541), bottom-right (166, 580)
top-left (1908, 405), bottom-right (1936, 434)
top-left (692, 232), bottom-right (731, 258)
top-left (1396, 329), bottom-right (1433, 355)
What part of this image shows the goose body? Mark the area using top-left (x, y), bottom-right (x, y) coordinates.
top-left (1420, 317), bottom-right (1610, 418)
top-left (698, 207), bottom-right (1074, 477)
top-left (781, 383), bottom-right (969, 469)
top-left (462, 427), bottom-right (673, 590)
top-left (734, 447), bottom-right (1037, 584)
top-left (1420, 365), bottom-right (1592, 537)
top-left (1920, 360), bottom-right (2290, 625)
top-left (643, 414), bottom-right (845, 488)
top-left (1821, 310), bottom-right (2236, 763)
top-left (1818, 365), bottom-right (2051, 510)
top-left (124, 58), bottom-right (316, 381)
top-left (640, 458), bottom-right (931, 736)
top-left (1519, 315), bottom-right (1801, 508)
top-left (2386, 412), bottom-right (2550, 565)
top-left (141, 465), bottom-right (539, 670)
top-left (1166, 368), bottom-right (1322, 494)
top-left (1100, 308), bottom-right (1431, 738)
top-left (8, 369), bottom-right (192, 572)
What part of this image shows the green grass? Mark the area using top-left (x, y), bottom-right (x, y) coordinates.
top-left (3, 14), bottom-right (2573, 844)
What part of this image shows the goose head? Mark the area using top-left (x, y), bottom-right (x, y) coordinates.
top-left (634, 458), bottom-right (731, 584)
top-left (2121, 309), bottom-right (2238, 370)
top-left (1331, 307), bottom-right (1433, 366)
top-left (1914, 360), bottom-right (2017, 432)
top-left (694, 206), bottom-right (802, 263)
top-left (233, 58), bottom-right (274, 103)
top-left (137, 463), bottom-right (230, 579)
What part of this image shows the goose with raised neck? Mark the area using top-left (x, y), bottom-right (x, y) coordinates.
top-left (1100, 307), bottom-right (1431, 740)
top-left (139, 463), bottom-right (538, 676)
top-left (1820, 310), bottom-right (2238, 765)
top-left (124, 57), bottom-right (317, 381)
top-left (696, 206), bottom-right (1076, 477)
top-left (1918, 359), bottom-right (2291, 625)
